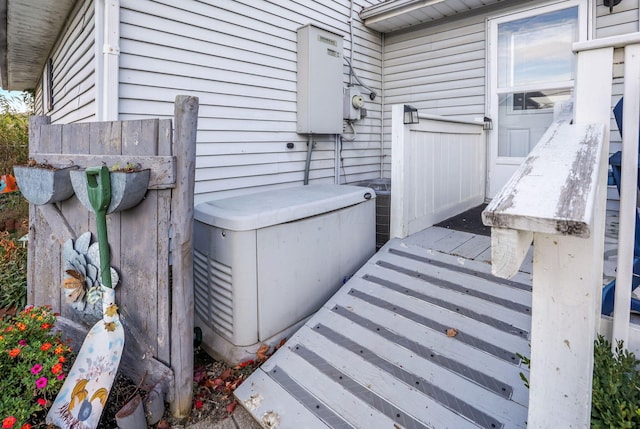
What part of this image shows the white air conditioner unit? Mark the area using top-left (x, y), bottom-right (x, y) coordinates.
top-left (193, 184), bottom-right (376, 364)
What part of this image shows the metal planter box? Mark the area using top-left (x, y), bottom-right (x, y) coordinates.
top-left (13, 165), bottom-right (78, 205)
top-left (70, 169), bottom-right (150, 214)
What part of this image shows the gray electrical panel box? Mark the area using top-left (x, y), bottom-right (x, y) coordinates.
top-left (296, 24), bottom-right (344, 134)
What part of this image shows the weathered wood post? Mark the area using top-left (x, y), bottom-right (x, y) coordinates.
top-left (170, 95), bottom-right (199, 417)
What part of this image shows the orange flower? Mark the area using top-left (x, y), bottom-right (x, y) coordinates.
top-left (20, 424), bottom-right (30, 429)
top-left (2, 416), bottom-right (16, 428)
top-left (16, 322), bottom-right (26, 331)
top-left (54, 345), bottom-right (64, 355)
top-left (40, 343), bottom-right (52, 351)
top-left (4, 326), bottom-right (12, 332)
top-left (51, 363), bottom-right (63, 375)
top-left (40, 323), bottom-right (50, 330)
top-left (58, 356), bottom-right (66, 363)
top-left (8, 348), bottom-right (20, 358)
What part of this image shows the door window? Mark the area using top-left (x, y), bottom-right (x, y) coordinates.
top-left (495, 6), bottom-right (578, 158)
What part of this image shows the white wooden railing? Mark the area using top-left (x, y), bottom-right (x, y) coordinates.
top-left (390, 105), bottom-right (485, 239)
top-left (483, 33), bottom-right (640, 428)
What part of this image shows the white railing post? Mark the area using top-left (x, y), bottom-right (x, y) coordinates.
top-left (390, 104), bottom-right (408, 239)
top-left (612, 43), bottom-right (640, 345)
top-left (482, 44), bottom-right (612, 428)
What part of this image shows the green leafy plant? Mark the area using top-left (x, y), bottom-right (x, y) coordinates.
top-left (0, 305), bottom-right (73, 428)
top-left (517, 336), bottom-right (640, 427)
top-left (0, 230), bottom-right (27, 310)
top-left (591, 335), bottom-right (640, 428)
top-left (515, 351), bottom-right (530, 389)
top-left (0, 94), bottom-right (29, 176)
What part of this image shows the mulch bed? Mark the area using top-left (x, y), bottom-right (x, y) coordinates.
top-left (97, 345), bottom-right (272, 428)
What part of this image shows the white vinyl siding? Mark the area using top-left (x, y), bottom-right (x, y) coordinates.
top-left (35, 0), bottom-right (96, 124)
top-left (380, 0), bottom-right (639, 178)
top-left (118, 0), bottom-right (383, 203)
top-left (595, 0), bottom-right (639, 38)
top-left (382, 14), bottom-right (486, 177)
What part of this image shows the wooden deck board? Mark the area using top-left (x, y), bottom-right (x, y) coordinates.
top-left (235, 227), bottom-right (531, 428)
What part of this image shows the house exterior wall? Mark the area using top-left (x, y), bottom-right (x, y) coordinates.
top-left (33, 0), bottom-right (383, 203)
top-left (34, 0), bottom-right (96, 124)
top-left (118, 0), bottom-right (383, 203)
top-left (30, 0), bottom-right (639, 202)
top-left (381, 0), bottom-right (639, 178)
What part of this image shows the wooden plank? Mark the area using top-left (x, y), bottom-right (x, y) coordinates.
top-left (36, 204), bottom-right (76, 244)
top-left (169, 95), bottom-right (198, 417)
top-left (384, 227), bottom-right (533, 285)
top-left (89, 120), bottom-right (122, 154)
top-left (360, 263), bottom-right (531, 329)
top-left (314, 307), bottom-right (530, 411)
top-left (26, 116), bottom-right (50, 306)
top-left (41, 123), bottom-right (63, 154)
top-left (297, 322), bottom-right (524, 428)
top-left (400, 226), bottom-right (462, 249)
top-left (379, 251), bottom-right (532, 306)
top-left (58, 123), bottom-right (91, 323)
top-left (261, 340), bottom-right (416, 429)
top-left (156, 119), bottom-right (172, 365)
top-left (385, 235), bottom-right (534, 287)
top-left (490, 228), bottom-right (534, 279)
top-left (345, 275), bottom-right (529, 356)
top-left (32, 206), bottom-right (62, 310)
top-left (482, 122), bottom-right (606, 238)
top-left (234, 369), bottom-right (330, 429)
top-left (431, 229), bottom-right (474, 253)
top-left (26, 153), bottom-right (176, 189)
top-left (120, 119), bottom-right (159, 357)
top-left (450, 234), bottom-right (490, 259)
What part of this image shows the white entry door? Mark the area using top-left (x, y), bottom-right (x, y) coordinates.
top-left (488, 2), bottom-right (584, 197)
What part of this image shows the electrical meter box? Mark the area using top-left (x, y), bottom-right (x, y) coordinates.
top-left (296, 24), bottom-right (344, 134)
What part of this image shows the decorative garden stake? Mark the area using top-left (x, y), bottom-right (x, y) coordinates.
top-left (62, 232), bottom-right (119, 317)
top-left (47, 166), bottom-right (125, 429)
top-left (0, 174), bottom-right (17, 193)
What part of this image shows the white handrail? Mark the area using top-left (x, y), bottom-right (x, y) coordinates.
top-left (483, 42), bottom-right (617, 428)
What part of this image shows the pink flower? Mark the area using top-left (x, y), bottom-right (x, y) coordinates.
top-left (35, 377), bottom-right (47, 389)
top-left (30, 364), bottom-right (43, 375)
top-left (18, 340), bottom-right (26, 346)
top-left (56, 373), bottom-right (65, 381)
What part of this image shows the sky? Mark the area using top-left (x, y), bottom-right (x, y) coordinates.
top-left (0, 88), bottom-right (30, 113)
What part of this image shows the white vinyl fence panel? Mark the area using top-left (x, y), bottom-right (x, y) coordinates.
top-left (391, 104), bottom-right (485, 238)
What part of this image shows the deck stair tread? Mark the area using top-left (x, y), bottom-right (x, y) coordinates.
top-left (234, 229), bottom-right (532, 428)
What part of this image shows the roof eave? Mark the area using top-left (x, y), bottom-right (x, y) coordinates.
top-left (1, 0), bottom-right (77, 91)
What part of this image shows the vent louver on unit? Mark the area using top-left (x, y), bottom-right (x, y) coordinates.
top-left (193, 249), bottom-right (234, 340)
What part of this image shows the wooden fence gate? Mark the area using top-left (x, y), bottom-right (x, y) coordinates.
top-left (25, 95), bottom-right (198, 417)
